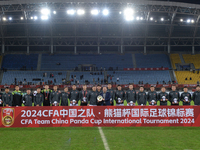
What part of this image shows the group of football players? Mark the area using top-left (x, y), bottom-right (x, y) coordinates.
top-left (1, 83), bottom-right (200, 107)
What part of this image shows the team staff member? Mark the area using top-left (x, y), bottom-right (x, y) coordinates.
top-left (99, 87), bottom-right (111, 106)
top-left (126, 84), bottom-right (136, 106)
top-left (87, 86), bottom-right (98, 106)
top-left (158, 87), bottom-right (169, 106)
top-left (79, 84), bottom-right (89, 106)
top-left (107, 83), bottom-right (115, 105)
top-left (50, 86), bottom-right (61, 106)
top-left (70, 84), bottom-right (79, 106)
top-left (61, 87), bottom-right (70, 106)
top-left (193, 85), bottom-right (200, 105)
top-left (181, 87), bottom-right (191, 105)
top-left (0, 89), bottom-right (3, 107)
top-left (147, 86), bottom-right (157, 106)
top-left (41, 85), bottom-right (52, 106)
top-left (3, 87), bottom-right (13, 107)
top-left (12, 85), bottom-right (23, 106)
top-left (169, 85), bottom-right (180, 105)
top-left (23, 89), bottom-right (33, 106)
top-left (137, 86), bottom-right (147, 105)
top-left (34, 88), bottom-right (44, 106)
top-left (114, 85), bottom-right (125, 106)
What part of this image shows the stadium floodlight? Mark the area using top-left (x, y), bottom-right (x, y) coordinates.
top-left (2, 17), bottom-right (6, 21)
top-left (30, 17), bottom-right (33, 20)
top-left (67, 9), bottom-right (75, 15)
top-left (20, 17), bottom-right (24, 20)
top-left (180, 19), bottom-right (183, 22)
top-left (102, 9), bottom-right (109, 16)
top-left (41, 15), bottom-right (48, 20)
top-left (119, 11), bottom-right (122, 14)
top-left (150, 17), bottom-right (153, 21)
top-left (161, 18), bottom-right (164, 21)
top-left (53, 11), bottom-right (56, 14)
top-left (191, 19), bottom-right (194, 23)
top-left (124, 8), bottom-right (134, 21)
top-left (140, 17), bottom-right (143, 20)
top-left (9, 17), bottom-right (12, 20)
top-left (77, 9), bottom-right (85, 15)
top-left (91, 9), bottom-right (99, 15)
top-left (34, 16), bottom-right (38, 20)
top-left (41, 8), bottom-right (50, 15)
top-left (136, 17), bottom-right (140, 20)
top-left (187, 19), bottom-right (191, 23)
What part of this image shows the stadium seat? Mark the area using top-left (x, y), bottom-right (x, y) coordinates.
top-left (175, 71), bottom-right (200, 84)
top-left (135, 54), bottom-right (171, 69)
top-left (170, 54), bottom-right (181, 69)
top-left (182, 54), bottom-right (200, 69)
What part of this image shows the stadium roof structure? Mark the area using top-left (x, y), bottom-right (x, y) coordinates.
top-left (0, 0), bottom-right (200, 53)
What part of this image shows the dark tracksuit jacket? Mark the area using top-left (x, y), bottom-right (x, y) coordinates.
top-left (87, 91), bottom-right (98, 105)
top-left (79, 90), bottom-right (89, 106)
top-left (70, 90), bottom-right (79, 103)
top-left (181, 92), bottom-right (191, 105)
top-left (114, 90), bottom-right (125, 104)
top-left (0, 93), bottom-right (3, 106)
top-left (3, 92), bottom-right (13, 106)
top-left (107, 89), bottom-right (115, 104)
top-left (158, 92), bottom-right (169, 106)
top-left (137, 92), bottom-right (147, 105)
top-left (169, 91), bottom-right (180, 105)
top-left (193, 91), bottom-right (200, 105)
top-left (49, 91), bottom-right (61, 105)
top-left (23, 94), bottom-right (33, 106)
top-left (147, 91), bottom-right (157, 105)
top-left (34, 93), bottom-right (44, 106)
top-left (12, 90), bottom-right (23, 106)
top-left (61, 92), bottom-right (70, 106)
top-left (126, 89), bottom-right (136, 103)
top-left (41, 89), bottom-right (52, 106)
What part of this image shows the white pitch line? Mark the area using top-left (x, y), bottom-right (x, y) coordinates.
top-left (98, 127), bottom-right (110, 150)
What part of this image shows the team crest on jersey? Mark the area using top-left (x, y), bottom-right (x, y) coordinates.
top-left (2, 108), bottom-right (14, 127)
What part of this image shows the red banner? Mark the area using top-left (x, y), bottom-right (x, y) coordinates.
top-left (0, 106), bottom-right (199, 128)
top-left (123, 68), bottom-right (169, 71)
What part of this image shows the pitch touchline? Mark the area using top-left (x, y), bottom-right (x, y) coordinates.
top-left (98, 127), bottom-right (110, 150)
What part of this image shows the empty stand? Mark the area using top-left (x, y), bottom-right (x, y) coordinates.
top-left (2, 54), bottom-right (38, 70)
top-left (69, 72), bottom-right (104, 84)
top-left (170, 54), bottom-right (181, 69)
top-left (107, 71), bottom-right (172, 84)
top-left (41, 54), bottom-right (134, 70)
top-left (1, 71), bottom-right (67, 85)
top-left (135, 54), bottom-right (171, 69)
top-left (175, 71), bottom-right (200, 84)
top-left (182, 54), bottom-right (200, 69)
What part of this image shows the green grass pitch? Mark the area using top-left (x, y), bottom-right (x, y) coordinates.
top-left (0, 127), bottom-right (200, 150)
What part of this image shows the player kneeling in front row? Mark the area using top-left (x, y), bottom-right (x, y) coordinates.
top-left (181, 86), bottom-right (191, 105)
top-left (23, 89), bottom-right (33, 106)
top-left (137, 86), bottom-right (147, 106)
top-left (148, 86), bottom-right (157, 106)
top-left (115, 85), bottom-right (125, 106)
top-left (87, 85), bottom-right (98, 106)
top-left (34, 88), bottom-right (44, 106)
top-left (61, 87), bottom-right (70, 106)
top-left (126, 84), bottom-right (136, 106)
top-left (70, 84), bottom-right (79, 106)
top-left (50, 85), bottom-right (61, 106)
top-left (3, 87), bottom-right (13, 107)
top-left (158, 87), bottom-right (169, 106)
